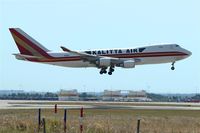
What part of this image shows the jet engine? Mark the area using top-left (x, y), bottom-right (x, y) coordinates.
top-left (121, 60), bottom-right (135, 68)
top-left (97, 58), bottom-right (111, 67)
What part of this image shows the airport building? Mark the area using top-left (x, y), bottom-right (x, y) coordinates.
top-left (125, 90), bottom-right (151, 102)
top-left (102, 90), bottom-right (123, 101)
top-left (58, 89), bottom-right (79, 101)
top-left (57, 89), bottom-right (151, 101)
top-left (0, 90), bottom-right (24, 96)
top-left (102, 90), bottom-right (151, 102)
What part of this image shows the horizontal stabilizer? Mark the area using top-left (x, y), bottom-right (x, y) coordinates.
top-left (13, 54), bottom-right (41, 60)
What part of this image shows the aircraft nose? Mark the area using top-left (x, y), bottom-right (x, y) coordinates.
top-left (185, 50), bottom-right (192, 57)
top-left (184, 49), bottom-right (192, 57)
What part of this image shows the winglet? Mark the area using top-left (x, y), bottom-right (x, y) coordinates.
top-left (60, 46), bottom-right (71, 52)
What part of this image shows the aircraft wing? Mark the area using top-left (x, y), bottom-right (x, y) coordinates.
top-left (61, 46), bottom-right (99, 61)
top-left (60, 46), bottom-right (121, 65)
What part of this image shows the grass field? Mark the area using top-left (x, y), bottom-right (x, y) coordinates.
top-left (0, 108), bottom-right (200, 133)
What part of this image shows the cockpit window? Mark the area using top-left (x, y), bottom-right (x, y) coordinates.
top-left (175, 45), bottom-right (179, 47)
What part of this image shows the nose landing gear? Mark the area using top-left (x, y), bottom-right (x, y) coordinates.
top-left (171, 62), bottom-right (175, 70)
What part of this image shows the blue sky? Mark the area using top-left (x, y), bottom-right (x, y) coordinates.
top-left (1, 0), bottom-right (200, 93)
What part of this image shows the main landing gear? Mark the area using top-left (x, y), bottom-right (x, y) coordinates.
top-left (99, 67), bottom-right (107, 74)
top-left (171, 62), bottom-right (175, 70)
top-left (108, 66), bottom-right (114, 75)
top-left (100, 66), bottom-right (115, 75)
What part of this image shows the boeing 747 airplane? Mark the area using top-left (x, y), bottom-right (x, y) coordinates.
top-left (9, 28), bottom-right (192, 75)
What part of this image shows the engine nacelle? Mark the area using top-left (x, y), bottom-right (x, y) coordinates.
top-left (122, 60), bottom-right (135, 68)
top-left (97, 58), bottom-right (111, 67)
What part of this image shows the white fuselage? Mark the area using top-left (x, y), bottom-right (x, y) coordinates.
top-left (10, 28), bottom-right (192, 75)
top-left (43, 44), bottom-right (191, 68)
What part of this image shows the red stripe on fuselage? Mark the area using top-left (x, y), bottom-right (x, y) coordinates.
top-left (27, 51), bottom-right (188, 62)
top-left (10, 29), bottom-right (52, 58)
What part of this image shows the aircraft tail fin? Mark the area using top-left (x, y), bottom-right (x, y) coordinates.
top-left (9, 28), bottom-right (51, 58)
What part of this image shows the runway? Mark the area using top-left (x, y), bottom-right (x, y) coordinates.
top-left (1, 100), bottom-right (200, 110)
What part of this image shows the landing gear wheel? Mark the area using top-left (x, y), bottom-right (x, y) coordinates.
top-left (99, 67), bottom-right (107, 75)
top-left (108, 66), bottom-right (114, 75)
top-left (108, 72), bottom-right (112, 75)
top-left (103, 70), bottom-right (107, 74)
top-left (100, 71), bottom-right (104, 74)
top-left (171, 62), bottom-right (175, 70)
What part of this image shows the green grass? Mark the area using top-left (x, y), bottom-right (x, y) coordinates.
top-left (0, 109), bottom-right (200, 133)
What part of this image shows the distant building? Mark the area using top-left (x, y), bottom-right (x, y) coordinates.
top-left (0, 90), bottom-right (24, 96)
top-left (128, 90), bottom-right (147, 97)
top-left (126, 90), bottom-right (151, 101)
top-left (58, 89), bottom-right (79, 101)
top-left (79, 92), bottom-right (99, 101)
top-left (102, 90), bottom-right (123, 101)
top-left (101, 90), bottom-right (152, 102)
